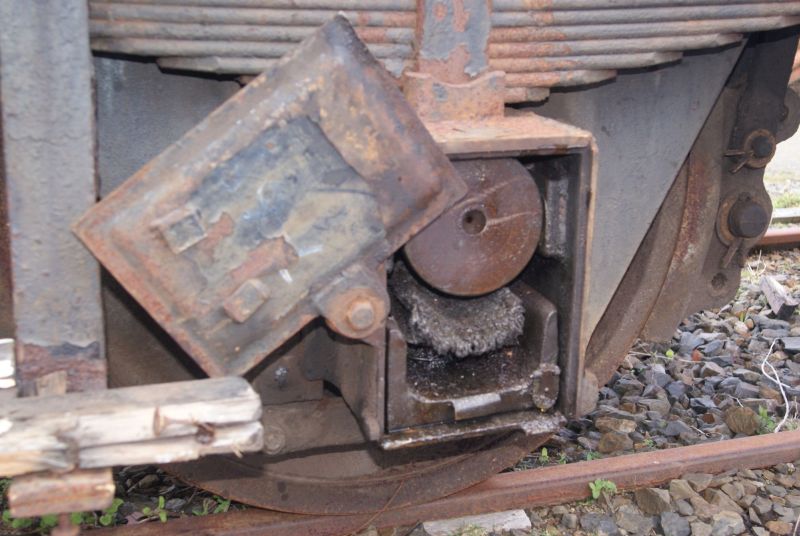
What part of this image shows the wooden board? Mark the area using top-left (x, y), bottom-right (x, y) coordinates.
top-left (0, 377), bottom-right (262, 477)
top-left (760, 275), bottom-right (799, 320)
top-left (9, 469), bottom-right (115, 517)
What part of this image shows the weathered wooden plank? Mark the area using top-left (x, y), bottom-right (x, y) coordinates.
top-left (0, 377), bottom-right (263, 477)
top-left (760, 275), bottom-right (799, 320)
top-left (9, 469), bottom-right (115, 518)
top-left (80, 421), bottom-right (263, 467)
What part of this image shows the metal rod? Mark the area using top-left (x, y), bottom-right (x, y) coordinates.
top-left (91, 37), bottom-right (413, 58)
top-left (487, 33), bottom-right (742, 58)
top-left (89, 20), bottom-right (415, 43)
top-left (89, 4), bottom-right (416, 27)
top-left (492, 0), bottom-right (794, 10)
top-left (505, 69), bottom-right (617, 87)
top-left (93, 0), bottom-right (416, 9)
top-left (491, 3), bottom-right (800, 26)
top-left (489, 16), bottom-right (800, 42)
top-left (490, 51), bottom-right (680, 73)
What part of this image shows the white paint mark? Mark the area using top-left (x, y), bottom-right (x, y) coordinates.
top-left (279, 269), bottom-right (293, 283)
top-left (297, 244), bottom-right (323, 257)
top-left (423, 510), bottom-right (531, 536)
top-left (0, 361), bottom-right (13, 378)
top-left (0, 419), bottom-right (12, 435)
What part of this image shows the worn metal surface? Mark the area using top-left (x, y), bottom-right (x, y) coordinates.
top-left (584, 115), bottom-right (719, 390)
top-left (0, 1), bottom-right (106, 394)
top-left (94, 58), bottom-right (240, 196)
top-left (77, 18), bottom-right (466, 377)
top-left (87, 0), bottom-right (800, 101)
top-left (91, 110), bottom-right (591, 512)
top-left (422, 112), bottom-right (595, 418)
top-left (405, 158), bottom-right (543, 296)
top-left (585, 29), bottom-right (800, 386)
top-left (656, 29), bottom-right (800, 338)
top-left (165, 431), bottom-right (546, 514)
top-left (403, 71), bottom-right (506, 122)
top-left (103, 429), bottom-right (800, 536)
top-left (534, 44), bottom-right (744, 346)
top-left (417, 0), bottom-right (490, 82)
top-left (386, 285), bottom-right (560, 431)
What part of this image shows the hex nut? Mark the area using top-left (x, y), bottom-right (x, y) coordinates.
top-left (346, 298), bottom-right (377, 332)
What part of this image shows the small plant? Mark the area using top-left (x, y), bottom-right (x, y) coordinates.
top-left (2, 510), bottom-right (59, 533)
top-left (99, 498), bottom-right (124, 526)
top-left (642, 436), bottom-right (655, 449)
top-left (3, 509), bottom-right (33, 530)
top-left (588, 479), bottom-right (617, 500)
top-left (192, 495), bottom-right (232, 516)
top-left (70, 511), bottom-right (96, 526)
top-left (773, 191), bottom-right (800, 209)
top-left (38, 514), bottom-right (59, 531)
top-left (585, 451), bottom-right (601, 461)
top-left (664, 349), bottom-right (675, 359)
top-left (142, 496), bottom-right (169, 523)
top-left (557, 452), bottom-right (568, 465)
top-left (539, 447), bottom-right (550, 464)
top-left (758, 406), bottom-right (777, 434)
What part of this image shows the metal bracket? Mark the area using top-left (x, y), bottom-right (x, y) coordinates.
top-left (75, 18), bottom-right (466, 377)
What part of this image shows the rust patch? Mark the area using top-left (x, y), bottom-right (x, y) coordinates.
top-left (228, 238), bottom-right (298, 286)
top-left (403, 70), bottom-right (505, 121)
top-left (16, 342), bottom-right (106, 395)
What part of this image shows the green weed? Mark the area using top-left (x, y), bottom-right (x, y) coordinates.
top-left (588, 479), bottom-right (618, 500)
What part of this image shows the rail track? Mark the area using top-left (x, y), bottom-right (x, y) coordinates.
top-left (99, 429), bottom-right (800, 535)
top-left (760, 226), bottom-right (800, 249)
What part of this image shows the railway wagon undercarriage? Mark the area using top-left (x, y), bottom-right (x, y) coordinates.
top-left (1, 0), bottom-right (800, 517)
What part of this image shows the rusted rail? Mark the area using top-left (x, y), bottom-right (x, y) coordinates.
top-left (759, 226), bottom-right (800, 248)
top-left (103, 429), bottom-right (800, 536)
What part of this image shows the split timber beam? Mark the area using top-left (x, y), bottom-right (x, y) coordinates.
top-left (0, 377), bottom-right (263, 479)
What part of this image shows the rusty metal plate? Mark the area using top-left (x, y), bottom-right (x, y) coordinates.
top-left (75, 17), bottom-right (465, 377)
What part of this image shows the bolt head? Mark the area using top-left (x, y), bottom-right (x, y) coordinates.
top-left (263, 425), bottom-right (286, 455)
top-left (346, 299), bottom-right (376, 331)
top-left (728, 199), bottom-right (769, 239)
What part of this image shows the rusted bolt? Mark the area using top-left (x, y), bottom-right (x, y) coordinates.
top-left (728, 198), bottom-right (769, 238)
top-left (223, 279), bottom-right (270, 323)
top-left (263, 425), bottom-right (286, 455)
top-left (346, 298), bottom-right (376, 332)
top-left (750, 133), bottom-right (774, 159)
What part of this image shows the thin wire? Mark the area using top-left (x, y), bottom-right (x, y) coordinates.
top-left (759, 338), bottom-right (791, 433)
